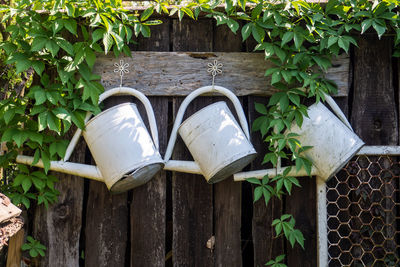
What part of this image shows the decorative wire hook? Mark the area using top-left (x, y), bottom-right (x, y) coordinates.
top-left (114, 59), bottom-right (129, 87)
top-left (207, 60), bottom-right (223, 90)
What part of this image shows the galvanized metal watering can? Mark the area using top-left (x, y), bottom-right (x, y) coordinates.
top-left (234, 93), bottom-right (364, 182)
top-left (164, 85), bottom-right (257, 183)
top-left (16, 87), bottom-right (164, 193)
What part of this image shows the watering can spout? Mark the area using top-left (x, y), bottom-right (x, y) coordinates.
top-left (16, 155), bottom-right (103, 181)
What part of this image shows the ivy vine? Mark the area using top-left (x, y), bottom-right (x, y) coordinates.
top-left (0, 0), bottom-right (400, 264)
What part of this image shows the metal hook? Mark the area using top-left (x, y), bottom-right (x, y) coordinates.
top-left (114, 59), bottom-right (130, 87)
top-left (207, 60), bottom-right (223, 91)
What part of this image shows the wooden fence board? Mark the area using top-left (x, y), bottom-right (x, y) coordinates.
top-left (131, 97), bottom-right (168, 266)
top-left (84, 97), bottom-right (129, 267)
top-left (213, 23), bottom-right (243, 267)
top-left (171, 19), bottom-right (214, 267)
top-left (351, 36), bottom-right (398, 145)
top-left (285, 177), bottom-right (316, 267)
top-left (93, 53), bottom-right (349, 97)
top-left (33, 138), bottom-right (85, 267)
top-left (130, 18), bottom-right (170, 267)
top-left (248, 96), bottom-right (284, 266)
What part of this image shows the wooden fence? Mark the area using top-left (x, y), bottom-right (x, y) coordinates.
top-left (22, 18), bottom-right (400, 267)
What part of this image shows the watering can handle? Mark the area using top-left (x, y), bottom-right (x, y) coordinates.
top-left (164, 85), bottom-right (250, 162)
top-left (323, 92), bottom-right (353, 131)
top-left (64, 87), bottom-right (159, 162)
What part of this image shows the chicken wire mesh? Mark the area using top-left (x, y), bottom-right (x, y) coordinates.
top-left (327, 155), bottom-right (400, 267)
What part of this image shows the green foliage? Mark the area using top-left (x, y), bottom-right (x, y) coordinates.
top-left (265, 254), bottom-right (287, 267)
top-left (272, 214), bottom-right (305, 249)
top-left (21, 236), bottom-right (46, 258)
top-left (0, 0), bottom-right (160, 210)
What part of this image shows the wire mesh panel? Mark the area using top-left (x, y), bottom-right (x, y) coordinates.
top-left (327, 155), bottom-right (400, 266)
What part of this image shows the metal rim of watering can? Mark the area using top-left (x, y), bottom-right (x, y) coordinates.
top-left (109, 162), bottom-right (164, 193)
top-left (206, 151), bottom-right (257, 184)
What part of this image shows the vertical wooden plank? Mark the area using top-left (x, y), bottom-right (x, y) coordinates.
top-left (172, 17), bottom-right (214, 267)
top-left (33, 135), bottom-right (85, 267)
top-left (6, 229), bottom-right (24, 267)
top-left (172, 19), bottom-right (213, 52)
top-left (131, 97), bottom-right (168, 266)
top-left (351, 36), bottom-right (398, 145)
top-left (285, 177), bottom-right (316, 267)
top-left (130, 18), bottom-right (170, 267)
top-left (172, 97), bottom-right (214, 267)
top-left (84, 97), bottom-right (129, 267)
top-left (136, 19), bottom-right (170, 51)
top-left (213, 23), bottom-right (243, 267)
top-left (248, 97), bottom-right (284, 266)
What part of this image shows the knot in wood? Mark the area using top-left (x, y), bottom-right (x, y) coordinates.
top-left (54, 204), bottom-right (70, 220)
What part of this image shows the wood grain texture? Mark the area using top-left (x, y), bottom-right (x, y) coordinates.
top-left (130, 97), bottom-right (167, 266)
top-left (285, 177), bottom-right (316, 267)
top-left (172, 97), bottom-right (214, 267)
top-left (93, 52), bottom-right (349, 97)
top-left (84, 96), bottom-right (129, 267)
top-left (172, 18), bottom-right (214, 267)
top-left (135, 18), bottom-right (170, 51)
top-left (213, 23), bottom-right (243, 267)
top-left (32, 137), bottom-right (85, 267)
top-left (130, 19), bottom-right (169, 267)
top-left (248, 96), bottom-right (284, 267)
top-left (6, 229), bottom-right (24, 267)
top-left (351, 36), bottom-right (398, 145)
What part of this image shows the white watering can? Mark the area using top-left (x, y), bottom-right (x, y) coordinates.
top-left (234, 93), bottom-right (364, 182)
top-left (164, 85), bottom-right (257, 183)
top-left (16, 87), bottom-right (164, 193)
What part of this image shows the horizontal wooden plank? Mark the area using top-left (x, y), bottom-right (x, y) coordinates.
top-left (93, 52), bottom-right (349, 96)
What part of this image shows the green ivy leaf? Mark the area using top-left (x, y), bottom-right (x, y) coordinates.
top-left (281, 32), bottom-right (293, 47)
top-left (64, 19), bottom-right (77, 35)
top-left (241, 23), bottom-right (252, 42)
top-left (45, 40), bottom-right (60, 57)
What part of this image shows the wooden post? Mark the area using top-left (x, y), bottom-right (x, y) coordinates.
top-left (248, 97), bottom-right (284, 266)
top-left (84, 97), bottom-right (129, 267)
top-left (213, 23), bottom-right (243, 267)
top-left (33, 138), bottom-right (85, 267)
top-left (130, 20), bottom-right (170, 267)
top-left (172, 18), bottom-right (215, 267)
top-left (6, 229), bottom-right (24, 267)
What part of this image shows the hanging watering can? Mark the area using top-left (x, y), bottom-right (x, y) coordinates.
top-left (234, 92), bottom-right (364, 182)
top-left (164, 85), bottom-right (257, 184)
top-left (16, 87), bottom-right (164, 193)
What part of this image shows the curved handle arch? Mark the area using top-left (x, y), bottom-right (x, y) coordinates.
top-left (64, 87), bottom-right (159, 161)
top-left (164, 85), bottom-right (250, 162)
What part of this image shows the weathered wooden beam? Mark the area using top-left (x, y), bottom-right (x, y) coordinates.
top-left (94, 52), bottom-right (350, 96)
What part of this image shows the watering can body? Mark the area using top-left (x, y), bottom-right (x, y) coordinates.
top-left (16, 87), bottom-right (164, 193)
top-left (164, 85), bottom-right (257, 183)
top-left (234, 93), bottom-right (364, 182)
top-left (288, 101), bottom-right (364, 181)
top-left (83, 102), bottom-right (163, 192)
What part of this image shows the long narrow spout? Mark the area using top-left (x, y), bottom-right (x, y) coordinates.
top-left (233, 166), bottom-right (318, 181)
top-left (163, 160), bottom-right (202, 175)
top-left (16, 155), bottom-right (103, 182)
